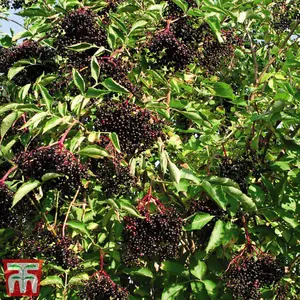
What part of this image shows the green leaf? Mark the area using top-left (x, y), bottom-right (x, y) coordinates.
top-left (223, 186), bottom-right (257, 211)
top-left (102, 78), bottom-right (129, 93)
top-left (0, 112), bottom-right (20, 139)
top-left (172, 0), bottom-right (188, 13)
top-left (40, 276), bottom-right (63, 287)
top-left (68, 273), bottom-right (89, 285)
top-left (67, 220), bottom-right (89, 236)
top-left (109, 132), bottom-right (121, 153)
top-left (79, 145), bottom-right (110, 158)
top-left (86, 88), bottom-right (108, 98)
top-left (72, 68), bottom-right (85, 94)
top-left (213, 82), bottom-right (235, 99)
top-left (7, 66), bottom-right (25, 80)
top-left (129, 20), bottom-right (148, 34)
top-left (202, 180), bottom-right (227, 210)
top-left (167, 156), bottom-right (181, 184)
top-left (13, 180), bottom-right (40, 207)
top-left (184, 213), bottom-right (214, 231)
top-left (161, 283), bottom-right (185, 300)
top-left (206, 17), bottom-right (224, 43)
top-left (202, 280), bottom-right (217, 298)
top-left (190, 260), bottom-right (207, 280)
top-left (66, 43), bottom-right (96, 52)
top-left (127, 267), bottom-right (153, 278)
top-left (190, 282), bottom-right (209, 299)
top-left (42, 117), bottom-right (63, 134)
top-left (161, 261), bottom-right (186, 275)
top-left (18, 8), bottom-right (50, 17)
top-left (22, 111), bottom-right (49, 129)
top-left (120, 204), bottom-right (144, 218)
top-left (37, 84), bottom-right (53, 111)
top-left (205, 220), bottom-right (225, 254)
top-left (91, 56), bottom-right (100, 83)
top-left (41, 173), bottom-right (64, 182)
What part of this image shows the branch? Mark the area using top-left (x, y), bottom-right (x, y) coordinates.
top-left (246, 28), bottom-right (258, 84)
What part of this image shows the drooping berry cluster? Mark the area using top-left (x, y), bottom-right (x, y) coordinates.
top-left (198, 26), bottom-right (242, 74)
top-left (78, 271), bottom-right (129, 300)
top-left (122, 193), bottom-right (183, 265)
top-left (53, 8), bottom-right (108, 69)
top-left (98, 57), bottom-right (137, 93)
top-left (271, 1), bottom-right (300, 32)
top-left (15, 146), bottom-right (88, 196)
top-left (91, 157), bottom-right (135, 197)
top-left (223, 246), bottom-right (284, 299)
top-left (145, 28), bottom-right (194, 70)
top-left (0, 40), bottom-right (57, 85)
top-left (19, 223), bottom-right (80, 269)
top-left (94, 101), bottom-right (163, 156)
top-left (219, 152), bottom-right (260, 193)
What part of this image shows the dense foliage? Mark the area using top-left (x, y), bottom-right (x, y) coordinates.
top-left (0, 0), bottom-right (299, 299)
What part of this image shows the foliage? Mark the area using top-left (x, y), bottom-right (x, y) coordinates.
top-left (0, 0), bottom-right (299, 299)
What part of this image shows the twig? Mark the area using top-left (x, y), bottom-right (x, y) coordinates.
top-left (62, 188), bottom-right (81, 237)
top-left (0, 166), bottom-right (17, 184)
top-left (245, 27), bottom-right (258, 84)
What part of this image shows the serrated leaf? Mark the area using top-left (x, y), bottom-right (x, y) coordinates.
top-left (68, 273), bottom-right (89, 285)
top-left (91, 56), bottom-right (100, 83)
top-left (40, 276), bottom-right (63, 287)
top-left (223, 186), bottom-right (257, 211)
top-left (8, 66), bottom-right (25, 80)
top-left (22, 112), bottom-right (49, 129)
top-left (206, 17), bottom-right (223, 43)
top-left (190, 282), bottom-right (209, 299)
top-left (1, 111), bottom-right (20, 139)
top-left (72, 68), bottom-right (85, 94)
top-left (42, 117), bottom-right (63, 134)
top-left (184, 213), bottom-right (214, 231)
top-left (162, 283), bottom-right (185, 300)
top-left (102, 78), bottom-right (129, 93)
top-left (205, 220), bottom-right (225, 254)
top-left (79, 145), bottom-right (110, 158)
top-left (121, 204), bottom-right (144, 218)
top-left (129, 20), bottom-right (148, 34)
top-left (67, 220), bottom-right (89, 235)
top-left (213, 82), bottom-right (235, 99)
top-left (161, 261), bottom-right (186, 275)
top-left (42, 173), bottom-right (64, 182)
top-left (167, 154), bottom-right (181, 183)
top-left (172, 0), bottom-right (188, 12)
top-left (66, 43), bottom-right (95, 52)
top-left (13, 180), bottom-right (40, 207)
top-left (190, 260), bottom-right (207, 280)
top-left (37, 84), bottom-right (53, 111)
top-left (109, 132), bottom-right (121, 153)
top-left (127, 267), bottom-right (153, 278)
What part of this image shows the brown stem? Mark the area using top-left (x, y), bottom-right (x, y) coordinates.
top-left (246, 28), bottom-right (258, 84)
top-left (242, 215), bottom-right (252, 245)
top-left (0, 166), bottom-right (17, 184)
top-left (62, 187), bottom-right (81, 237)
top-left (100, 249), bottom-right (104, 271)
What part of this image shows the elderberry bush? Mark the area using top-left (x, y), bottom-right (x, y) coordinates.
top-left (0, 40), bottom-right (57, 85)
top-left (0, 0), bottom-right (37, 9)
top-left (78, 272), bottom-right (129, 300)
top-left (53, 8), bottom-right (108, 69)
top-left (91, 157), bottom-right (136, 197)
top-left (122, 209), bottom-right (183, 265)
top-left (164, 0), bottom-right (196, 19)
top-left (15, 146), bottom-right (88, 196)
top-left (94, 101), bottom-right (163, 156)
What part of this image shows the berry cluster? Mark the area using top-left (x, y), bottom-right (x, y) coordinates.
top-left (272, 1), bottom-right (300, 32)
top-left (145, 28), bottom-right (194, 70)
top-left (98, 0), bottom-right (124, 20)
top-left (122, 193), bottom-right (183, 265)
top-left (15, 146), bottom-right (88, 196)
top-left (0, 0), bottom-right (37, 9)
top-left (94, 101), bottom-right (163, 156)
top-left (219, 152), bottom-right (259, 193)
top-left (198, 27), bottom-right (242, 74)
top-left (53, 8), bottom-right (108, 69)
top-left (91, 157), bottom-right (135, 196)
top-left (98, 57), bottom-right (137, 93)
top-left (224, 247), bottom-right (284, 299)
top-left (19, 224), bottom-right (80, 269)
top-left (79, 271), bottom-right (129, 300)
top-left (164, 0), bottom-right (196, 19)
top-left (0, 40), bottom-right (57, 85)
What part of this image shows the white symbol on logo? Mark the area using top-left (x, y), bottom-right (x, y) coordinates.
top-left (7, 262), bottom-right (39, 294)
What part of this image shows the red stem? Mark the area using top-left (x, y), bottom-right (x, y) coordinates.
top-left (242, 215), bottom-right (252, 245)
top-left (222, 144), bottom-right (227, 157)
top-left (58, 121), bottom-right (77, 150)
top-left (0, 166), bottom-right (17, 184)
top-left (100, 249), bottom-right (104, 271)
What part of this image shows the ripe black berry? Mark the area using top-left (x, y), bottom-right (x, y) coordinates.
top-left (15, 146), bottom-right (88, 196)
top-left (79, 271), bottom-right (129, 300)
top-left (94, 100), bottom-right (163, 156)
top-left (0, 40), bottom-right (57, 85)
